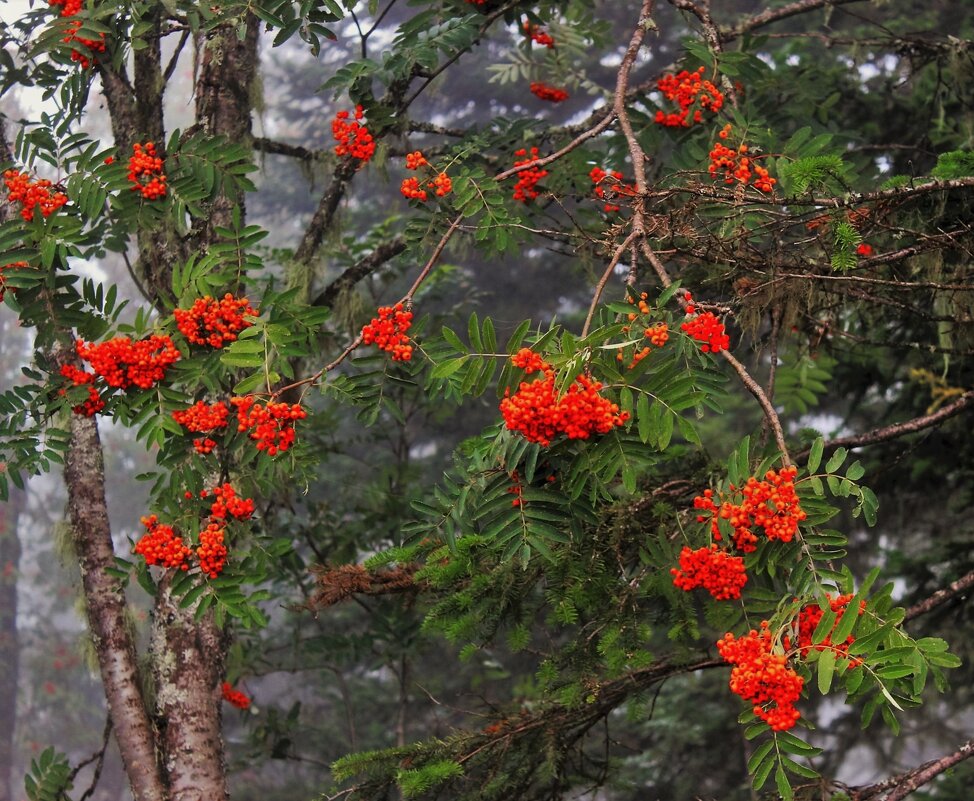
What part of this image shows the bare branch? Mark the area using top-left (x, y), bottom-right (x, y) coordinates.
top-left (793, 390), bottom-right (974, 462)
top-left (404, 213), bottom-right (464, 301)
top-left (852, 737), bottom-right (974, 801)
top-left (582, 231), bottom-right (639, 338)
top-left (293, 160), bottom-right (359, 266)
top-left (904, 568), bottom-right (974, 623)
top-left (312, 237), bottom-right (408, 309)
top-left (253, 137), bottom-right (326, 162)
top-left (723, 0), bottom-right (868, 42)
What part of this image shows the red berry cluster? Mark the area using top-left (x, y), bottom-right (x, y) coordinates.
top-left (644, 323), bottom-right (669, 348)
top-left (512, 147), bottom-right (547, 203)
top-left (158, 483), bottom-right (257, 579)
top-left (717, 621), bottom-right (804, 731)
top-left (529, 82), bottom-right (569, 103)
top-left (134, 515), bottom-right (192, 571)
top-left (401, 173), bottom-right (451, 201)
top-left (48, 0), bottom-right (82, 14)
top-left (857, 243), bottom-right (873, 257)
top-left (172, 400), bottom-right (230, 432)
top-left (793, 593), bottom-right (865, 661)
top-left (693, 465), bottom-right (806, 554)
top-left (400, 177), bottom-right (427, 201)
top-left (207, 483), bottom-right (255, 521)
top-left (681, 311), bottom-right (729, 353)
top-left (58, 364), bottom-right (105, 416)
top-left (61, 336), bottom-right (179, 415)
top-left (174, 294), bottom-right (257, 348)
top-left (63, 20), bottom-right (107, 68)
top-left (500, 348), bottom-right (629, 447)
top-left (196, 523), bottom-right (228, 578)
top-left (523, 21), bottom-right (555, 48)
top-left (3, 170), bottom-right (69, 221)
top-left (399, 151), bottom-right (452, 201)
top-left (709, 125), bottom-right (775, 193)
top-left (230, 395), bottom-right (307, 456)
top-left (589, 166), bottom-right (637, 213)
top-left (332, 106), bottom-right (375, 163)
top-left (405, 150), bottom-right (428, 170)
top-left (172, 400), bottom-right (229, 452)
top-left (127, 142), bottom-right (166, 199)
top-left (47, 0), bottom-right (106, 68)
top-left (671, 544), bottom-right (748, 600)
top-left (74, 335), bottom-right (180, 390)
top-left (655, 66), bottom-right (724, 127)
top-left (361, 303), bottom-right (414, 361)
top-left (680, 293), bottom-right (730, 353)
top-left (624, 323), bottom-right (669, 369)
top-left (430, 172), bottom-right (452, 197)
top-left (221, 682), bottom-right (251, 710)
top-left (618, 294), bottom-right (670, 368)
top-left (0, 261), bottom-right (29, 302)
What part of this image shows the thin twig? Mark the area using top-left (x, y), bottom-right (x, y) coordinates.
top-left (73, 718), bottom-right (113, 801)
top-left (493, 111), bottom-right (617, 182)
top-left (722, 350), bottom-right (792, 465)
top-left (582, 231), bottom-right (639, 338)
top-left (162, 29), bottom-right (190, 84)
top-left (404, 213), bottom-right (464, 301)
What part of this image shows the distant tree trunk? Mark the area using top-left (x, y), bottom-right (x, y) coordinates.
top-left (0, 485), bottom-right (24, 801)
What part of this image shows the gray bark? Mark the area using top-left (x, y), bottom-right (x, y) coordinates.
top-left (65, 414), bottom-right (168, 801)
top-left (0, 486), bottom-right (24, 801)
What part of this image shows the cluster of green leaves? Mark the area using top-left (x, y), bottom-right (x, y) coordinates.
top-left (23, 747), bottom-right (71, 801)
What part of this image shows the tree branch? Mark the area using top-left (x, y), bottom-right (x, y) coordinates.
top-left (723, 0), bottom-right (868, 42)
top-left (293, 160), bottom-right (359, 266)
top-left (852, 737), bottom-right (974, 801)
top-left (793, 390), bottom-right (974, 462)
top-left (312, 237), bottom-right (407, 309)
top-left (582, 231), bottom-right (639, 338)
top-left (904, 567), bottom-right (974, 623)
top-left (253, 137), bottom-right (326, 162)
top-left (65, 415), bottom-right (167, 801)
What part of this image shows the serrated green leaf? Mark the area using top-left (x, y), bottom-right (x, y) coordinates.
top-left (806, 438), bottom-right (824, 474)
top-left (818, 648), bottom-right (836, 694)
top-left (825, 446), bottom-right (848, 474)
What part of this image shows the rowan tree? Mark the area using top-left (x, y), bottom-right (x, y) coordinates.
top-left (1, 1), bottom-right (974, 801)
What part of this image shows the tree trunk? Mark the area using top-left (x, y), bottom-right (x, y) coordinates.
top-left (65, 414), bottom-right (168, 801)
top-left (151, 579), bottom-right (228, 801)
top-left (0, 486), bottom-right (25, 801)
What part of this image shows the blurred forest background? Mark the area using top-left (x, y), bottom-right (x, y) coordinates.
top-left (2, 1), bottom-right (974, 799)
